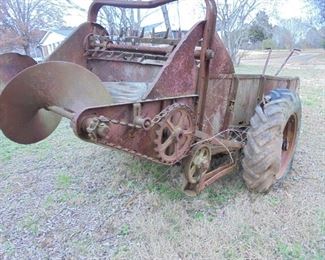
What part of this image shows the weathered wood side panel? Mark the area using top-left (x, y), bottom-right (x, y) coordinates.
top-left (232, 75), bottom-right (261, 126)
top-left (229, 74), bottom-right (300, 127)
top-left (263, 76), bottom-right (300, 94)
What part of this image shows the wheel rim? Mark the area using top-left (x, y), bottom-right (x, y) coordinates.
top-left (278, 113), bottom-right (298, 179)
top-left (185, 146), bottom-right (211, 184)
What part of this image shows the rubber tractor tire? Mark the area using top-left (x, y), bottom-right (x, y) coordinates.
top-left (242, 88), bottom-right (301, 193)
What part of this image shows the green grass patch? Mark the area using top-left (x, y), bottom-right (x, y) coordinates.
top-left (56, 173), bottom-right (72, 189)
top-left (20, 215), bottom-right (40, 236)
top-left (277, 241), bottom-right (305, 260)
top-left (147, 182), bottom-right (185, 201)
top-left (119, 224), bottom-right (130, 236)
top-left (69, 238), bottom-right (93, 257)
top-left (193, 211), bottom-right (205, 221)
top-left (0, 132), bottom-right (52, 163)
top-left (302, 94), bottom-right (323, 108)
top-left (57, 191), bottom-right (84, 205)
top-left (44, 190), bottom-right (85, 207)
top-left (266, 195), bottom-right (281, 207)
top-left (129, 160), bottom-right (167, 178)
top-left (206, 179), bottom-right (244, 205)
top-left (223, 247), bottom-right (239, 260)
top-left (113, 245), bottom-right (130, 259)
top-left (43, 195), bottom-right (56, 209)
top-left (128, 160), bottom-right (185, 200)
top-left (239, 225), bottom-right (258, 243)
top-left (2, 241), bottom-right (16, 256)
top-left (319, 209), bottom-right (325, 235)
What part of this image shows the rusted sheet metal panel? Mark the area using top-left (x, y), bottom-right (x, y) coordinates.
top-left (47, 23), bottom-right (107, 67)
top-left (74, 98), bottom-right (195, 161)
top-left (232, 75), bottom-right (261, 126)
top-left (88, 60), bottom-right (161, 83)
top-left (146, 22), bottom-right (205, 99)
top-left (208, 35), bottom-right (235, 78)
top-left (0, 53), bottom-right (36, 94)
top-left (202, 75), bottom-right (233, 135)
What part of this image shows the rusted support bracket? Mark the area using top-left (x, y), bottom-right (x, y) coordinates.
top-left (196, 0), bottom-right (217, 130)
top-left (133, 103), bottom-right (152, 130)
top-left (184, 162), bottom-right (237, 196)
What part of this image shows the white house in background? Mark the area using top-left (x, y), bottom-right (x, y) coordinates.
top-left (39, 29), bottom-right (75, 58)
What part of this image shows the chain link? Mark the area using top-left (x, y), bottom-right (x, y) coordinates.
top-left (92, 103), bottom-right (193, 165)
top-left (150, 102), bottom-right (184, 127)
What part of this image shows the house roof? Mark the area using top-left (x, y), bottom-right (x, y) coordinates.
top-left (39, 28), bottom-right (75, 45)
top-left (53, 29), bottom-right (75, 37)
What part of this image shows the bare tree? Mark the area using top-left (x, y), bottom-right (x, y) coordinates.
top-left (98, 7), bottom-right (143, 36)
top-left (216, 0), bottom-right (259, 65)
top-left (0, 0), bottom-right (65, 55)
top-left (161, 5), bottom-right (171, 31)
top-left (98, 2), bottom-right (172, 38)
top-left (308, 0), bottom-right (325, 24)
top-left (281, 18), bottom-right (311, 47)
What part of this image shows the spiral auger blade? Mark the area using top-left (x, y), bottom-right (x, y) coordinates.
top-left (0, 53), bottom-right (37, 94)
top-left (0, 61), bottom-right (112, 144)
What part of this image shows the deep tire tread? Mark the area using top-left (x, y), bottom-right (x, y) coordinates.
top-left (242, 88), bottom-right (301, 193)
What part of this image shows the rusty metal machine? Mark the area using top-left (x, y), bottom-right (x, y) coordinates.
top-left (0, 0), bottom-right (301, 195)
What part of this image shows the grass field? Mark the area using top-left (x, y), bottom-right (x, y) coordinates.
top-left (0, 50), bottom-right (324, 259)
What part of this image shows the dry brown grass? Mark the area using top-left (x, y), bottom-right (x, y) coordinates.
top-left (0, 50), bottom-right (324, 259)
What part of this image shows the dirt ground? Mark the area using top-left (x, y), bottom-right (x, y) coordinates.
top-left (0, 50), bottom-right (324, 259)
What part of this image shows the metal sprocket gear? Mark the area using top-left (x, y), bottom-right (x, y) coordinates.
top-left (184, 144), bottom-right (212, 184)
top-left (154, 104), bottom-right (195, 164)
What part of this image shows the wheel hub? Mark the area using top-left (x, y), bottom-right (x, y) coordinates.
top-left (184, 144), bottom-right (212, 184)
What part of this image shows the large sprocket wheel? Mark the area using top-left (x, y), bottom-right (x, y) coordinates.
top-left (154, 104), bottom-right (195, 164)
top-left (242, 88), bottom-right (301, 193)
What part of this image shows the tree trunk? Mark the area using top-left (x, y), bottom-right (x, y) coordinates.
top-left (23, 44), bottom-right (31, 56)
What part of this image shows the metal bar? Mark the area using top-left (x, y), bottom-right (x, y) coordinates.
top-left (47, 106), bottom-right (75, 120)
top-left (86, 94), bottom-right (199, 107)
top-left (106, 43), bottom-right (173, 55)
top-left (197, 0), bottom-right (217, 130)
top-left (87, 48), bottom-right (201, 61)
top-left (198, 163), bottom-right (236, 192)
top-left (275, 48), bottom-right (301, 76)
top-left (89, 42), bottom-right (173, 56)
top-left (124, 37), bottom-right (180, 46)
top-left (86, 49), bottom-right (168, 60)
top-left (88, 0), bottom-right (177, 22)
top-left (262, 48), bottom-right (272, 76)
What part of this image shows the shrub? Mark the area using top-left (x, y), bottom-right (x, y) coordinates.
top-left (262, 38), bottom-right (276, 49)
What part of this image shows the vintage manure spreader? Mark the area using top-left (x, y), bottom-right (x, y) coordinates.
top-left (0, 0), bottom-right (301, 195)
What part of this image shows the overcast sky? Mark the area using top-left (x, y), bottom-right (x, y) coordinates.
top-left (64, 0), bottom-right (309, 28)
